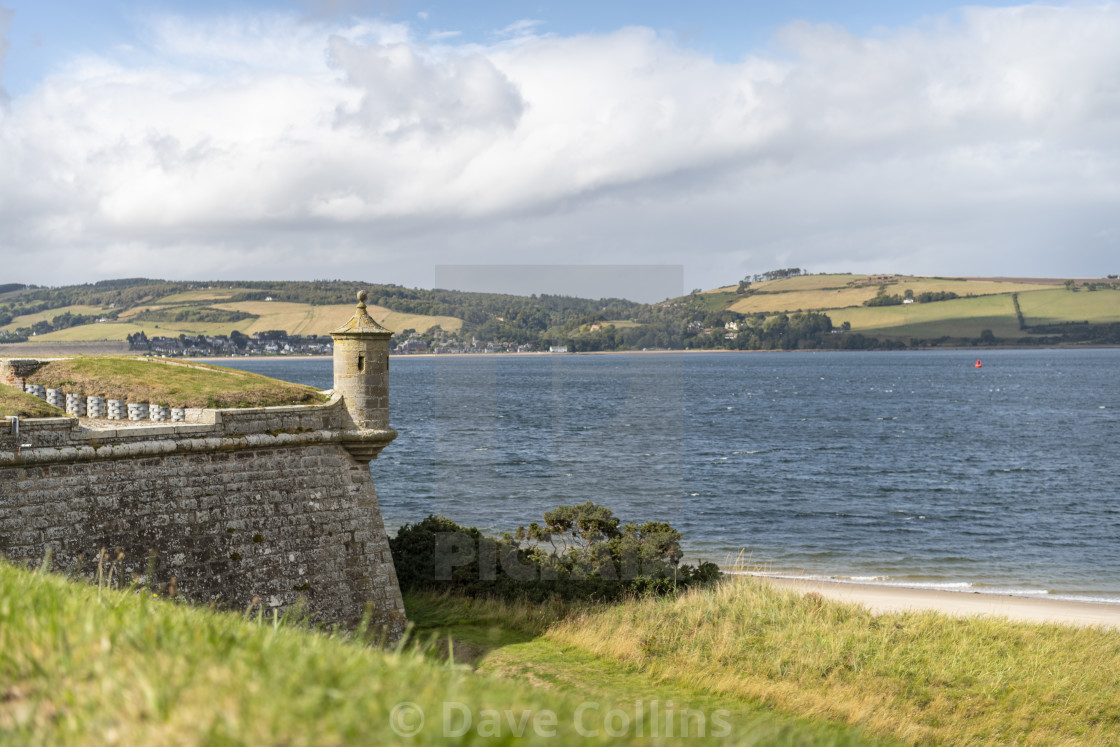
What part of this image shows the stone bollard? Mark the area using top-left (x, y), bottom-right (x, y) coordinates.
top-left (150, 404), bottom-right (171, 422)
top-left (66, 393), bottom-right (87, 417)
top-left (127, 403), bottom-right (149, 421)
top-left (171, 408), bottom-right (186, 423)
top-left (107, 399), bottom-right (124, 420)
top-left (25, 384), bottom-right (46, 400)
top-left (87, 396), bottom-right (107, 419)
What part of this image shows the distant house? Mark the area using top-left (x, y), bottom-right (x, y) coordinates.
top-left (549, 346), bottom-right (568, 353)
top-left (902, 298), bottom-right (915, 304)
top-left (399, 339), bottom-right (429, 353)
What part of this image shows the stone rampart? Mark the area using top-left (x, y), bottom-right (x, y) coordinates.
top-left (1, 388), bottom-right (405, 636)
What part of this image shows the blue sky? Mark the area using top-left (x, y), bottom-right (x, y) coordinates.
top-left (1, 1), bottom-right (1117, 297)
top-left (3, 0), bottom-right (1027, 96)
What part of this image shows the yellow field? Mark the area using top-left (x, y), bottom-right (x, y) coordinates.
top-left (29, 322), bottom-right (246, 342)
top-left (212, 301), bottom-right (462, 335)
top-left (751, 273), bottom-right (869, 292)
top-left (730, 286), bottom-right (881, 313)
top-left (30, 301), bottom-right (463, 341)
top-left (1, 305), bottom-right (108, 333)
top-left (151, 289), bottom-right (248, 305)
top-left (1017, 288), bottom-right (1120, 325)
top-left (891, 277), bottom-right (1053, 296)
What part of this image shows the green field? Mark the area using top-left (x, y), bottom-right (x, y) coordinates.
top-left (716, 274), bottom-right (1119, 341)
top-left (831, 295), bottom-right (1024, 339)
top-left (1018, 288), bottom-right (1120, 325)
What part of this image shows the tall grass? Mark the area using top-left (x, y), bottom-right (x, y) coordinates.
top-left (0, 561), bottom-right (872, 745)
top-left (542, 576), bottom-right (1120, 744)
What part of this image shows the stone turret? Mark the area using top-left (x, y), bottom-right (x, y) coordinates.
top-left (330, 290), bottom-right (393, 431)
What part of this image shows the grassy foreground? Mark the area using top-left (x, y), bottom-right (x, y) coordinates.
top-left (5, 560), bottom-right (1118, 745)
top-left (411, 581), bottom-right (1120, 745)
top-left (25, 357), bottom-right (326, 409)
top-left (0, 562), bottom-right (867, 745)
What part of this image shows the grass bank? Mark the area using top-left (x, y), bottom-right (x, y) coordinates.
top-left (536, 578), bottom-right (1120, 744)
top-left (0, 387), bottom-right (65, 418)
top-left (5, 560), bottom-right (1115, 745)
top-left (0, 561), bottom-right (867, 745)
top-left (25, 357), bottom-right (326, 408)
top-left (406, 579), bottom-right (1120, 744)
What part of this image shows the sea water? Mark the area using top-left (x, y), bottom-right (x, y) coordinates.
top-left (222, 349), bottom-right (1120, 604)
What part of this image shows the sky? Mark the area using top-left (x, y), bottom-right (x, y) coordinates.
top-left (1, 1), bottom-right (1118, 300)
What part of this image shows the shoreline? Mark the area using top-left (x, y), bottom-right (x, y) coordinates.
top-left (183, 344), bottom-right (1119, 364)
top-left (748, 573), bottom-right (1120, 629)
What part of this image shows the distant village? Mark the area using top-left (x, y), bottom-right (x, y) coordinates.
top-left (127, 330), bottom-right (548, 357)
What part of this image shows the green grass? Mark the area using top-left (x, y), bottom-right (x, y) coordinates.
top-left (26, 357), bottom-right (326, 408)
top-left (405, 593), bottom-right (881, 745)
top-left (1018, 288), bottom-right (1120, 325)
top-left (405, 582), bottom-right (1120, 744)
top-left (7, 560), bottom-right (1116, 744)
top-left (0, 388), bottom-right (66, 418)
top-left (0, 562), bottom-right (866, 745)
top-left (829, 295), bottom-right (1024, 339)
top-left (540, 577), bottom-right (1120, 745)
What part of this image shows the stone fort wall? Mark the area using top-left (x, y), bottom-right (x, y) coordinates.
top-left (0, 362), bottom-right (405, 636)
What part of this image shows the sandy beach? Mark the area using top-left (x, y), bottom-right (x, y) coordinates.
top-left (758, 575), bottom-right (1120, 629)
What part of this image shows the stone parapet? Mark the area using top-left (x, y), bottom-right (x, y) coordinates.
top-left (1, 372), bottom-right (404, 637)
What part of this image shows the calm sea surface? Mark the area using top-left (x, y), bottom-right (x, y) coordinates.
top-left (222, 349), bottom-right (1120, 604)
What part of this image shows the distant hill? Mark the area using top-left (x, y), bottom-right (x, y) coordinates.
top-left (2, 274), bottom-right (1119, 352)
top-left (709, 273), bottom-right (1120, 344)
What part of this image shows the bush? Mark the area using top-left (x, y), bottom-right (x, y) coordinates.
top-left (389, 502), bottom-right (721, 603)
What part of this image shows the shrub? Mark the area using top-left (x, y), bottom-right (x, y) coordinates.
top-left (389, 502), bottom-right (721, 603)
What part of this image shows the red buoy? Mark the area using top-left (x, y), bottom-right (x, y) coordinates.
top-left (974, 359), bottom-right (982, 368)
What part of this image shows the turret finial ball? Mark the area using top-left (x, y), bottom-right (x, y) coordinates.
top-left (358, 290), bottom-right (368, 303)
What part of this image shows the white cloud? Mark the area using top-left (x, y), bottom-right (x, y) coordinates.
top-left (495, 19), bottom-right (544, 38)
top-left (0, 3), bottom-right (13, 103)
top-left (2, 5), bottom-right (1120, 291)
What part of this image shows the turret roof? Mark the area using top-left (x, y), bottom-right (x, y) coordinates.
top-left (330, 290), bottom-right (393, 338)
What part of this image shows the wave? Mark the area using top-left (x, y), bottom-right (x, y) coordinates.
top-left (727, 571), bottom-right (1120, 606)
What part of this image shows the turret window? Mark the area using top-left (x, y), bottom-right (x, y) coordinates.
top-left (357, 354), bottom-right (365, 373)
